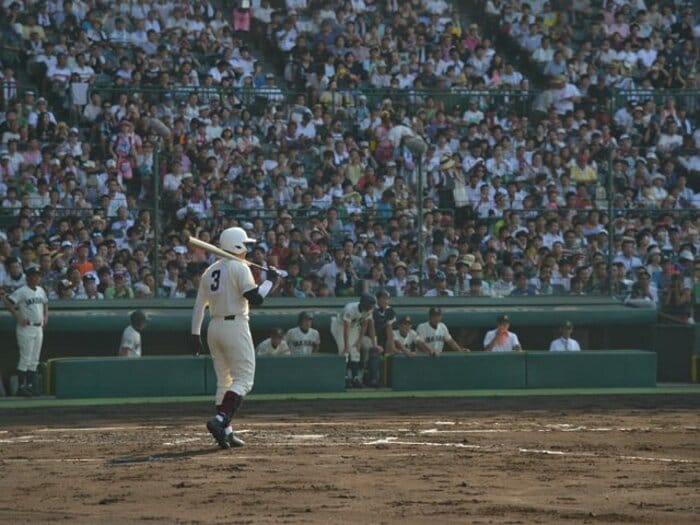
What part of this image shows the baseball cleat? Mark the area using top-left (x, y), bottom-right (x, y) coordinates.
top-left (206, 418), bottom-right (230, 449)
top-left (227, 433), bottom-right (245, 447)
top-left (17, 386), bottom-right (33, 397)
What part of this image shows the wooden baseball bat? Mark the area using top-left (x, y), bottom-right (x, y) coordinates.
top-left (186, 236), bottom-right (288, 277)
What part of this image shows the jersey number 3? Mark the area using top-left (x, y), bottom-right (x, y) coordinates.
top-left (210, 269), bottom-right (221, 292)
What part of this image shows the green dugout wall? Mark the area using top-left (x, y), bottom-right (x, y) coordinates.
top-left (49, 350), bottom-right (656, 398)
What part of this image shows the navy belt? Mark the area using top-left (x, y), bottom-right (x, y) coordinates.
top-left (30, 323), bottom-right (42, 327)
top-left (224, 315), bottom-right (236, 321)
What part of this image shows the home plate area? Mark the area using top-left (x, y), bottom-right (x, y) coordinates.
top-left (1, 411), bottom-right (698, 524)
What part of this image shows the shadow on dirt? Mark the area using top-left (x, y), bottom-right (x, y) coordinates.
top-left (108, 447), bottom-right (222, 464)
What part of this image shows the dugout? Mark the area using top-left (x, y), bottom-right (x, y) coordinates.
top-left (0, 296), bottom-right (667, 390)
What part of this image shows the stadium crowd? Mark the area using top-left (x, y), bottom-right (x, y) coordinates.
top-left (0, 0), bottom-right (698, 322)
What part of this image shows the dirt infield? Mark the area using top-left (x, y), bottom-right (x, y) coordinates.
top-left (1, 396), bottom-right (699, 524)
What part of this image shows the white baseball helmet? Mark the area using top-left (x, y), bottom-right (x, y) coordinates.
top-left (219, 227), bottom-right (256, 255)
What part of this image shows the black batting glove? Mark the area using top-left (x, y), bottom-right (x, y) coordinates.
top-left (267, 266), bottom-right (279, 281)
top-left (189, 334), bottom-right (203, 356)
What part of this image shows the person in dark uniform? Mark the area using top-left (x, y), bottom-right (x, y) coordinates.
top-left (367, 289), bottom-right (396, 387)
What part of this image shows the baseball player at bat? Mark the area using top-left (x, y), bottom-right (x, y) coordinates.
top-left (190, 227), bottom-right (280, 449)
top-left (331, 293), bottom-right (381, 388)
top-left (0, 266), bottom-right (48, 397)
top-left (285, 312), bottom-right (320, 355)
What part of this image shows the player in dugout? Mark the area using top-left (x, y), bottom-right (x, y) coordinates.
top-left (255, 328), bottom-right (290, 356)
top-left (285, 311), bottom-right (321, 355)
top-left (483, 314), bottom-right (523, 352)
top-left (415, 307), bottom-right (470, 356)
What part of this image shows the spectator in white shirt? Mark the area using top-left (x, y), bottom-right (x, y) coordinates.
top-left (549, 321), bottom-right (581, 351)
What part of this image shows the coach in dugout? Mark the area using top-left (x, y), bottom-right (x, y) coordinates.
top-left (483, 314), bottom-right (523, 352)
top-left (366, 289), bottom-right (396, 387)
top-left (548, 320), bottom-right (581, 352)
top-left (416, 307), bottom-right (470, 356)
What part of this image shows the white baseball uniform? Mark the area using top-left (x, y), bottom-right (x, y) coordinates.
top-left (549, 337), bottom-right (581, 352)
top-left (393, 328), bottom-right (418, 351)
top-left (483, 329), bottom-right (521, 352)
top-left (256, 337), bottom-right (290, 356)
top-left (119, 325), bottom-right (142, 357)
top-left (416, 321), bottom-right (453, 354)
top-left (330, 302), bottom-right (372, 362)
top-left (285, 326), bottom-right (320, 355)
top-left (8, 284), bottom-right (48, 372)
top-left (192, 258), bottom-right (257, 404)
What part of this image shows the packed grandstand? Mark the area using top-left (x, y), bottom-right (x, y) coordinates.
top-left (0, 0), bottom-right (697, 321)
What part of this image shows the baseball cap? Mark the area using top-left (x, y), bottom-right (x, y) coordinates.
top-left (60, 240), bottom-right (73, 248)
top-left (679, 250), bottom-right (694, 261)
top-left (298, 311), bottom-right (314, 321)
top-left (497, 314), bottom-right (510, 324)
top-left (271, 328), bottom-right (284, 337)
top-left (561, 320), bottom-right (573, 328)
top-left (375, 288), bottom-right (390, 299)
top-left (429, 306), bottom-right (442, 316)
top-left (25, 266), bottom-right (41, 277)
top-left (399, 315), bottom-right (412, 324)
top-left (106, 159), bottom-right (117, 168)
top-left (174, 245), bottom-right (188, 254)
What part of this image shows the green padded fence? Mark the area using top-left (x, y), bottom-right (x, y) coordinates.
top-left (53, 356), bottom-right (206, 399)
top-left (204, 354), bottom-right (346, 394)
top-left (390, 353), bottom-right (527, 391)
top-left (51, 354), bottom-right (347, 398)
top-left (390, 351), bottom-right (657, 391)
top-left (50, 350), bottom-right (657, 398)
top-left (524, 351), bottom-right (657, 388)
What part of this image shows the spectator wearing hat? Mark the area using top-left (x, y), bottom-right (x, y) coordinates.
top-left (404, 275), bottom-right (421, 297)
top-left (424, 270), bottom-right (454, 297)
top-left (549, 321), bottom-right (581, 352)
top-left (386, 261), bottom-right (408, 297)
top-left (416, 307), bottom-right (469, 356)
top-left (392, 316), bottom-right (418, 358)
top-left (256, 328), bottom-right (291, 356)
top-left (105, 271), bottom-right (134, 300)
top-left (75, 273), bottom-right (103, 300)
top-left (484, 314), bottom-right (522, 352)
top-left (118, 310), bottom-right (147, 358)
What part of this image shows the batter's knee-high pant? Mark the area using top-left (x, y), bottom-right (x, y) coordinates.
top-left (17, 326), bottom-right (43, 372)
top-left (207, 317), bottom-right (255, 405)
